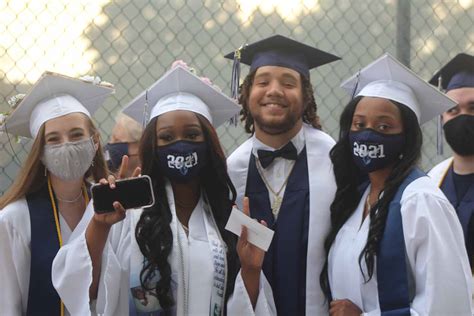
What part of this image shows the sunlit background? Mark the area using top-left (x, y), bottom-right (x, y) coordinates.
top-left (1, 0), bottom-right (473, 193)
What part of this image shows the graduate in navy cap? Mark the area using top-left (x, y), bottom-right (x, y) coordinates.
top-left (225, 35), bottom-right (340, 315)
top-left (428, 53), bottom-right (474, 291)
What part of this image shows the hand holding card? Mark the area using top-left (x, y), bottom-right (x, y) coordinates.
top-left (225, 198), bottom-right (274, 252)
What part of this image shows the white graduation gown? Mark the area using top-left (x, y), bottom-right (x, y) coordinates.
top-left (328, 176), bottom-right (473, 315)
top-left (0, 197), bottom-right (93, 316)
top-left (429, 157), bottom-right (474, 306)
top-left (428, 157), bottom-right (453, 186)
top-left (52, 183), bottom-right (275, 316)
top-left (227, 124), bottom-right (337, 315)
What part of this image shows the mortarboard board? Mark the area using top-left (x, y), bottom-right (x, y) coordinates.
top-left (123, 65), bottom-right (241, 128)
top-left (429, 53), bottom-right (474, 91)
top-left (224, 34), bottom-right (341, 98)
top-left (3, 71), bottom-right (114, 138)
top-left (341, 53), bottom-right (457, 125)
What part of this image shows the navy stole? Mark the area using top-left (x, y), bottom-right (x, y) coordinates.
top-left (26, 185), bottom-right (62, 316)
top-left (245, 148), bottom-right (310, 316)
top-left (440, 166), bottom-right (474, 268)
top-left (375, 167), bottom-right (424, 316)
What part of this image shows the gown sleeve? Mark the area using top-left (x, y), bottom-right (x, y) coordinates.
top-left (52, 204), bottom-right (132, 316)
top-left (400, 178), bottom-right (472, 315)
top-left (227, 269), bottom-right (277, 316)
top-left (0, 201), bottom-right (30, 316)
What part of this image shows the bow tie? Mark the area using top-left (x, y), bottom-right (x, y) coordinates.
top-left (257, 142), bottom-right (298, 169)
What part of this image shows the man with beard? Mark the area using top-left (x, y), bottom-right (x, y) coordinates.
top-left (224, 35), bottom-right (340, 315)
top-left (428, 53), bottom-right (474, 275)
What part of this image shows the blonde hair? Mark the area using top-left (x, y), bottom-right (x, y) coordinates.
top-left (113, 113), bottom-right (143, 143)
top-left (0, 115), bottom-right (109, 209)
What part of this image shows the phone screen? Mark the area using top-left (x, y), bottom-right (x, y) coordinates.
top-left (92, 176), bottom-right (155, 213)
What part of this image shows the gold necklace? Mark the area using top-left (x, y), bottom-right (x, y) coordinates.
top-left (180, 222), bottom-right (189, 233)
top-left (56, 190), bottom-right (83, 203)
top-left (366, 191), bottom-right (381, 212)
top-left (255, 158), bottom-right (295, 218)
top-left (366, 194), bottom-right (372, 211)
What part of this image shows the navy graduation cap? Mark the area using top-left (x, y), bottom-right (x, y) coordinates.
top-left (224, 34), bottom-right (341, 98)
top-left (429, 53), bottom-right (474, 91)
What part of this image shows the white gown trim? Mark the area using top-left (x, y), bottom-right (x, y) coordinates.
top-left (227, 123), bottom-right (337, 315)
top-left (328, 176), bottom-right (473, 315)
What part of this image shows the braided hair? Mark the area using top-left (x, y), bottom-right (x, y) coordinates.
top-left (135, 114), bottom-right (239, 311)
top-left (320, 96), bottom-right (422, 298)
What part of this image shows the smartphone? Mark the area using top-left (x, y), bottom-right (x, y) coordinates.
top-left (91, 175), bottom-right (155, 214)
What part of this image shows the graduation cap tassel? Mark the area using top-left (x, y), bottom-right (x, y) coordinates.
top-left (350, 70), bottom-right (361, 100)
top-left (142, 90), bottom-right (150, 129)
top-left (436, 75), bottom-right (444, 155)
top-left (229, 46), bottom-right (243, 126)
top-left (231, 46), bottom-right (242, 100)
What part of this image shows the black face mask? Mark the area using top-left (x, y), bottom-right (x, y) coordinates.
top-left (443, 115), bottom-right (474, 156)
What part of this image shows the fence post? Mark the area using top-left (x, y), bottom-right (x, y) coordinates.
top-left (396, 0), bottom-right (411, 67)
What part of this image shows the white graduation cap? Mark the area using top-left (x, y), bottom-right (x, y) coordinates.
top-left (340, 53), bottom-right (457, 124)
top-left (123, 65), bottom-right (241, 128)
top-left (3, 71), bottom-right (114, 138)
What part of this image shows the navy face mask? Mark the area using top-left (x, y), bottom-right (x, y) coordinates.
top-left (156, 140), bottom-right (208, 183)
top-left (349, 129), bottom-right (405, 173)
top-left (104, 142), bottom-right (129, 171)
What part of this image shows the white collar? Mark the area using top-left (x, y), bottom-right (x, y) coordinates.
top-left (251, 125), bottom-right (305, 156)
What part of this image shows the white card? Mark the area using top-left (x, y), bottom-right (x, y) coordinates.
top-left (225, 206), bottom-right (275, 251)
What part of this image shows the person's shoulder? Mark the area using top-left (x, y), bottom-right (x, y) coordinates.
top-left (227, 137), bottom-right (253, 167)
top-left (427, 157), bottom-right (453, 179)
top-left (303, 125), bottom-right (336, 153)
top-left (401, 175), bottom-right (447, 204)
top-left (0, 198), bottom-right (30, 239)
top-left (1, 198), bottom-right (29, 222)
top-left (400, 174), bottom-right (459, 228)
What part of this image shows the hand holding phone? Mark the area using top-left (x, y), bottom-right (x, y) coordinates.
top-left (91, 175), bottom-right (155, 214)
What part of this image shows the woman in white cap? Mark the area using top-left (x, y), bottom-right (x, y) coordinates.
top-left (0, 72), bottom-right (114, 316)
top-left (52, 64), bottom-right (276, 316)
top-left (319, 54), bottom-right (472, 315)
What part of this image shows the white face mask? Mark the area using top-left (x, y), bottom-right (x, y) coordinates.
top-left (42, 137), bottom-right (96, 181)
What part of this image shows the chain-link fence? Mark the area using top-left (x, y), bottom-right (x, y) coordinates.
top-left (1, 0), bottom-right (473, 195)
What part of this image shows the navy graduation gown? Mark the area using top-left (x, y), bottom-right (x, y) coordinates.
top-left (26, 185), bottom-right (62, 316)
top-left (245, 148), bottom-right (310, 315)
top-left (358, 168), bottom-right (424, 316)
top-left (440, 166), bottom-right (474, 268)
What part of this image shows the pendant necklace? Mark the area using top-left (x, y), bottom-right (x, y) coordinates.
top-left (256, 159), bottom-right (295, 218)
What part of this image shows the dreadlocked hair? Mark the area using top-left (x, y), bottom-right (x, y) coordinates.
top-left (238, 70), bottom-right (322, 134)
top-left (134, 114), bottom-right (239, 312)
top-left (320, 96), bottom-right (422, 299)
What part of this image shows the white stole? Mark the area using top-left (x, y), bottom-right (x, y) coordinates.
top-left (128, 181), bottom-right (227, 316)
top-left (227, 124), bottom-right (337, 315)
top-left (428, 157), bottom-right (453, 186)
